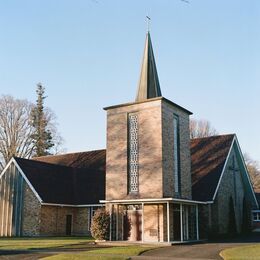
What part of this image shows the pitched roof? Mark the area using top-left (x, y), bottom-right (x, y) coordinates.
top-left (191, 134), bottom-right (235, 201)
top-left (13, 136), bottom-right (237, 204)
top-left (14, 149), bottom-right (106, 205)
top-left (33, 150), bottom-right (105, 170)
top-left (135, 32), bottom-right (162, 102)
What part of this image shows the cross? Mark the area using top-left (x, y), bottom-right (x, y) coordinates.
top-left (229, 156), bottom-right (240, 204)
top-left (146, 16), bottom-right (151, 32)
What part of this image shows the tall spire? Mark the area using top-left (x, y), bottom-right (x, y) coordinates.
top-left (135, 32), bottom-right (162, 102)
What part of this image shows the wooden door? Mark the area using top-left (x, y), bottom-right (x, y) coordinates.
top-left (66, 215), bottom-right (72, 235)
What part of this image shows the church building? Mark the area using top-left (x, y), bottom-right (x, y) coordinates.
top-left (0, 32), bottom-right (258, 242)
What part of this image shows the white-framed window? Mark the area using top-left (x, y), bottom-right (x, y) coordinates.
top-left (252, 211), bottom-right (260, 222)
top-left (128, 113), bottom-right (139, 193)
top-left (173, 114), bottom-right (180, 195)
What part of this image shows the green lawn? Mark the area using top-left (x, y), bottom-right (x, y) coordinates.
top-left (44, 246), bottom-right (155, 260)
top-left (0, 237), bottom-right (94, 250)
top-left (0, 237), bottom-right (156, 260)
top-left (220, 244), bottom-right (260, 260)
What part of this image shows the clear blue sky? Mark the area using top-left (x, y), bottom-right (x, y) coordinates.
top-left (0, 0), bottom-right (259, 161)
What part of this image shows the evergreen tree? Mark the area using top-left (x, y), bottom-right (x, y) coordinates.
top-left (31, 83), bottom-right (54, 157)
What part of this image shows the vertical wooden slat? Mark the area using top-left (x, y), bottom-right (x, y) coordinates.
top-left (7, 164), bottom-right (14, 236)
top-left (6, 167), bottom-right (11, 236)
top-left (2, 170), bottom-right (7, 236)
top-left (4, 167), bottom-right (11, 236)
top-left (0, 176), bottom-right (3, 236)
top-left (12, 164), bottom-right (18, 236)
top-left (15, 169), bottom-right (21, 236)
top-left (17, 175), bottom-right (24, 236)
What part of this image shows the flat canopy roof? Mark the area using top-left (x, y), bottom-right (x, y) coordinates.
top-left (100, 197), bottom-right (208, 205)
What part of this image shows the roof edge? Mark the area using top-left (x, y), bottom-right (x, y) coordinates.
top-left (12, 158), bottom-right (43, 203)
top-left (212, 136), bottom-right (235, 201)
top-left (104, 96), bottom-right (192, 115)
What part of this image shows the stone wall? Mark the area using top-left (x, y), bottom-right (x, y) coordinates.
top-left (162, 100), bottom-right (191, 199)
top-left (212, 147), bottom-right (245, 234)
top-left (22, 182), bottom-right (41, 236)
top-left (40, 206), bottom-right (90, 236)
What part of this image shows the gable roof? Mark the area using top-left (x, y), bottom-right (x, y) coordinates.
top-left (33, 150), bottom-right (105, 170)
top-left (191, 134), bottom-right (235, 201)
top-left (14, 149), bottom-right (106, 205)
top-left (10, 136), bottom-right (257, 206)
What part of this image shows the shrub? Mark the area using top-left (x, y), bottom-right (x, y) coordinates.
top-left (90, 208), bottom-right (110, 240)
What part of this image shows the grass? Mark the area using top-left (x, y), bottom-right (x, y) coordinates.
top-left (0, 237), bottom-right (156, 259)
top-left (44, 246), bottom-right (155, 260)
top-left (0, 237), bottom-right (94, 250)
top-left (220, 244), bottom-right (260, 260)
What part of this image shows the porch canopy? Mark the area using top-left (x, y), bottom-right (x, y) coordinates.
top-left (101, 198), bottom-right (207, 243)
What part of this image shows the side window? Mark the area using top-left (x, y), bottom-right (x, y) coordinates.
top-left (173, 114), bottom-right (180, 195)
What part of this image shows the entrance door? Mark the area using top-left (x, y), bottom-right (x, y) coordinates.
top-left (124, 210), bottom-right (142, 241)
top-left (173, 205), bottom-right (181, 241)
top-left (66, 215), bottom-right (72, 235)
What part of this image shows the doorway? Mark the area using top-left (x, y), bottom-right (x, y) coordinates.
top-left (66, 215), bottom-right (72, 235)
top-left (173, 204), bottom-right (181, 241)
top-left (123, 206), bottom-right (142, 241)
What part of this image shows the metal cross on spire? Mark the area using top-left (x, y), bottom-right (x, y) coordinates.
top-left (146, 16), bottom-right (151, 32)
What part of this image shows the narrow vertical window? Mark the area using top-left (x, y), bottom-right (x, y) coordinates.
top-left (173, 115), bottom-right (180, 195)
top-left (128, 114), bottom-right (139, 193)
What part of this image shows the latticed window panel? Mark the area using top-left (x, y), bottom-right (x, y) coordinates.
top-left (128, 114), bottom-right (139, 193)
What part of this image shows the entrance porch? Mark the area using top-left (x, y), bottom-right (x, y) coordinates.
top-left (102, 198), bottom-right (206, 243)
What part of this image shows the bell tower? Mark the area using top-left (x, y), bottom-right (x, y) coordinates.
top-left (104, 32), bottom-right (192, 201)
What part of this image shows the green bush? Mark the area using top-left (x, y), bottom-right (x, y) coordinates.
top-left (90, 208), bottom-right (110, 240)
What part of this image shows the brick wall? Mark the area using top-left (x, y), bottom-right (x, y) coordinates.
top-left (106, 99), bottom-right (163, 200)
top-left (162, 101), bottom-right (191, 199)
top-left (106, 98), bottom-right (192, 201)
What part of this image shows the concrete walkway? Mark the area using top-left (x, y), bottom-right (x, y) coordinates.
top-left (133, 234), bottom-right (260, 260)
top-left (0, 234), bottom-right (259, 259)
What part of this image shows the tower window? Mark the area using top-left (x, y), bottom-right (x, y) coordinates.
top-left (173, 114), bottom-right (180, 195)
top-left (128, 113), bottom-right (139, 193)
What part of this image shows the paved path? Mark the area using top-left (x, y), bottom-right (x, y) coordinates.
top-left (0, 234), bottom-right (259, 259)
top-left (133, 235), bottom-right (260, 260)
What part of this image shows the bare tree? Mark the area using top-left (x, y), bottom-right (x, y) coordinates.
top-left (244, 153), bottom-right (260, 190)
top-left (0, 95), bottom-right (35, 169)
top-left (190, 118), bottom-right (218, 139)
top-left (0, 94), bottom-right (65, 170)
